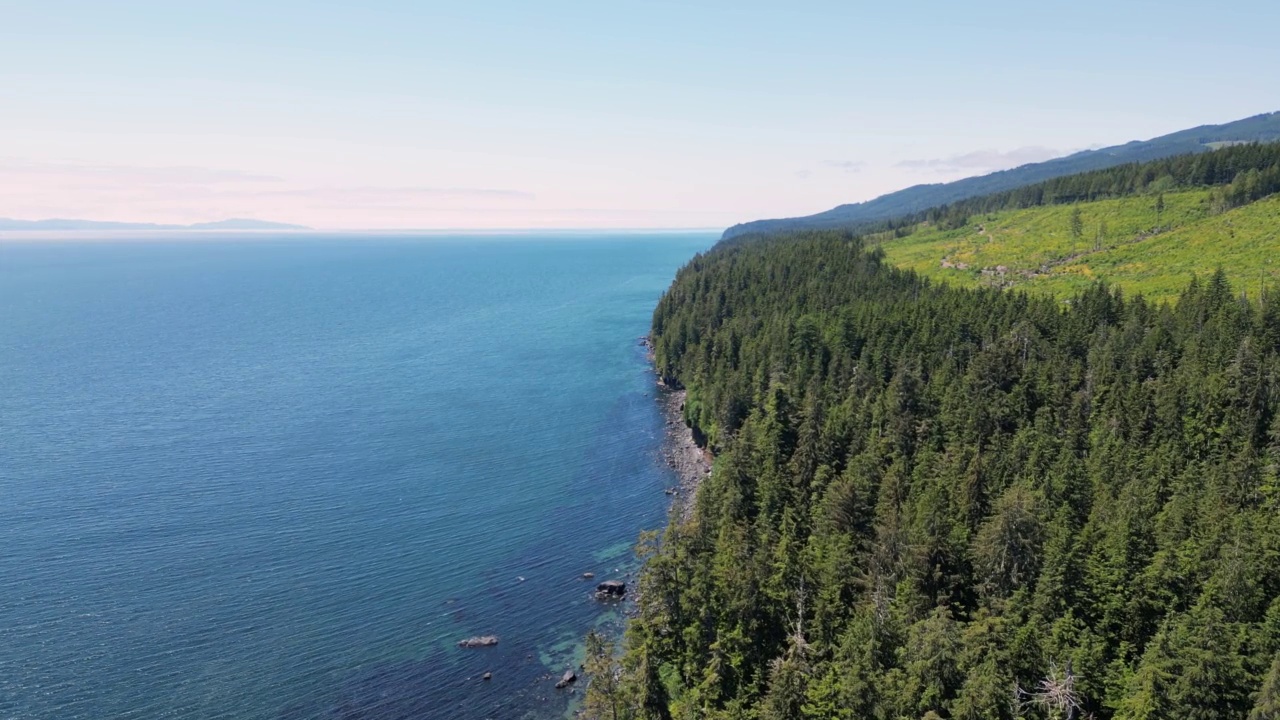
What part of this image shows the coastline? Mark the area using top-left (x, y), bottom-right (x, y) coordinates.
top-left (559, 340), bottom-right (709, 719)
top-left (645, 334), bottom-right (712, 522)
top-left (657, 385), bottom-right (712, 523)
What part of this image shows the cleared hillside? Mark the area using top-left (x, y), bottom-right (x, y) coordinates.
top-left (877, 189), bottom-right (1280, 303)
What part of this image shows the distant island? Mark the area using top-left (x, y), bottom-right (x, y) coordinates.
top-left (0, 217), bottom-right (311, 231)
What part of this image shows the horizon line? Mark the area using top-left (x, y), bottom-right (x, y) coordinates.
top-left (0, 226), bottom-right (727, 239)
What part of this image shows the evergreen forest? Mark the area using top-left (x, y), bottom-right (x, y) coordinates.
top-left (584, 144), bottom-right (1280, 720)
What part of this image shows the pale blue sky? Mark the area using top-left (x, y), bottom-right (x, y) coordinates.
top-left (2, 1), bottom-right (1277, 229)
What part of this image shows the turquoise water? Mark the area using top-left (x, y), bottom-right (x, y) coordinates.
top-left (0, 233), bottom-right (712, 719)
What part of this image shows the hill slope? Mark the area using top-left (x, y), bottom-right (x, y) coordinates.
top-left (722, 111), bottom-right (1280, 240)
top-left (878, 188), bottom-right (1280, 303)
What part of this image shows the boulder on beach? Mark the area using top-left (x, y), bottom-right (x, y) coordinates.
top-left (457, 635), bottom-right (499, 648)
top-left (555, 669), bottom-right (577, 689)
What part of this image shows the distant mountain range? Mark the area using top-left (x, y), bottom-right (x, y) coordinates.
top-left (722, 111), bottom-right (1280, 240)
top-left (0, 218), bottom-right (310, 231)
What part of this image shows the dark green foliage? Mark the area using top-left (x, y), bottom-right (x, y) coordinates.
top-left (1252, 655), bottom-right (1280, 720)
top-left (584, 630), bottom-right (629, 720)
top-left (617, 234), bottom-right (1280, 719)
top-left (1069, 206), bottom-right (1084, 243)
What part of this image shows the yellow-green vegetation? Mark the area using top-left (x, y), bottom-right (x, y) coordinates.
top-left (878, 189), bottom-right (1280, 303)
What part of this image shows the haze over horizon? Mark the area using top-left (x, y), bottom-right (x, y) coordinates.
top-left (4, 1), bottom-right (1278, 230)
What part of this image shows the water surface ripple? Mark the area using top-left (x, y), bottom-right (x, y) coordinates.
top-left (0, 233), bottom-right (713, 719)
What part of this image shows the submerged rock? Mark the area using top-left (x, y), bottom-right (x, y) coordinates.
top-left (555, 669), bottom-right (577, 689)
top-left (456, 635), bottom-right (499, 648)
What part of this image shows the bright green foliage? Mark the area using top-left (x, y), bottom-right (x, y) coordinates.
top-left (852, 142), bottom-right (1280, 303)
top-left (881, 190), bottom-right (1280, 303)
top-left (620, 233), bottom-right (1280, 719)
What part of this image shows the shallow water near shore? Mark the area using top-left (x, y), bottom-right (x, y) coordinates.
top-left (0, 232), bottom-right (713, 719)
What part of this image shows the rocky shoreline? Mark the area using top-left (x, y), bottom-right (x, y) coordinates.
top-left (657, 386), bottom-right (712, 522)
top-left (645, 337), bottom-right (712, 523)
top-left (554, 340), bottom-right (714, 717)
top-left (449, 341), bottom-right (702, 710)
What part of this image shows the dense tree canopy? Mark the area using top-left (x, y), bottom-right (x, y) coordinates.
top-left (595, 232), bottom-right (1280, 719)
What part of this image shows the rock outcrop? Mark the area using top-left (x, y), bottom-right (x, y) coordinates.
top-left (456, 635), bottom-right (499, 648)
top-left (555, 669), bottom-right (577, 689)
top-left (595, 580), bottom-right (626, 600)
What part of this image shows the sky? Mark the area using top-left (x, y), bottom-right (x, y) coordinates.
top-left (2, 0), bottom-right (1278, 230)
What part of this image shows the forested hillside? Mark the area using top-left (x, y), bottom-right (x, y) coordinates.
top-left (722, 111), bottom-right (1280, 240)
top-left (590, 235), bottom-right (1280, 719)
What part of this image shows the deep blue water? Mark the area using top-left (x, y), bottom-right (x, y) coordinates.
top-left (0, 232), bottom-right (712, 719)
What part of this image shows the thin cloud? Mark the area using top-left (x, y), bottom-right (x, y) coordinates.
top-left (0, 159), bottom-right (282, 185)
top-left (246, 186), bottom-right (535, 201)
top-left (897, 146), bottom-right (1064, 173)
top-left (823, 160), bottom-right (867, 174)
top-left (0, 159), bottom-right (536, 226)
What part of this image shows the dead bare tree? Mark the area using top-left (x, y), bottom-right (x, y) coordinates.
top-left (789, 577), bottom-right (809, 656)
top-left (1033, 660), bottom-right (1083, 720)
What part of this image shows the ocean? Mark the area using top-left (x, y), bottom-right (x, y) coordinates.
top-left (0, 232), bottom-right (714, 719)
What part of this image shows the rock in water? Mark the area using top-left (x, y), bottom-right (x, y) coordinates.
top-left (594, 580), bottom-right (626, 600)
top-left (581, 572), bottom-right (595, 579)
top-left (482, 672), bottom-right (492, 681)
top-left (457, 635), bottom-right (499, 648)
top-left (555, 669), bottom-right (577, 689)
